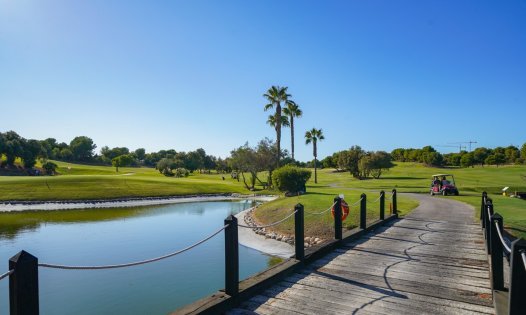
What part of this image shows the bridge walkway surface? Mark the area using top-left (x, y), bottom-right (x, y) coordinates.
top-left (227, 194), bottom-right (494, 315)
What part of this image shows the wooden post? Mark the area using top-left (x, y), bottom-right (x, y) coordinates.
top-left (224, 215), bottom-right (238, 296)
top-left (489, 213), bottom-right (504, 291)
top-left (480, 192), bottom-right (487, 226)
top-left (360, 193), bottom-right (366, 230)
top-left (391, 189), bottom-right (397, 216)
top-left (379, 191), bottom-right (385, 220)
top-left (508, 238), bottom-right (526, 315)
top-left (333, 197), bottom-right (342, 240)
top-left (9, 250), bottom-right (39, 315)
top-left (294, 204), bottom-right (304, 261)
top-left (485, 200), bottom-right (493, 254)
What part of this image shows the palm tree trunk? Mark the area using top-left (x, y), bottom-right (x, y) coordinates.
top-left (313, 141), bottom-right (317, 184)
top-left (276, 104), bottom-right (282, 167)
top-left (290, 116), bottom-right (295, 160)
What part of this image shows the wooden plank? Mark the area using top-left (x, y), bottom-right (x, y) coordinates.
top-left (275, 277), bottom-right (494, 315)
top-left (310, 258), bottom-right (490, 288)
top-left (283, 274), bottom-right (494, 314)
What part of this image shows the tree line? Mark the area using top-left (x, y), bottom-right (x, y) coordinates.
top-left (0, 131), bottom-right (224, 174)
top-left (390, 144), bottom-right (526, 167)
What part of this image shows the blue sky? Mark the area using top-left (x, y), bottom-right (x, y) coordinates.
top-left (1, 0), bottom-right (525, 161)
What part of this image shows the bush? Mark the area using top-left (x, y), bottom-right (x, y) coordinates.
top-left (174, 168), bottom-right (189, 178)
top-left (272, 165), bottom-right (311, 194)
top-left (42, 161), bottom-right (58, 175)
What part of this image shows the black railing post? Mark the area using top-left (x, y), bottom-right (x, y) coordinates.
top-left (294, 204), bottom-right (304, 261)
top-left (480, 191), bottom-right (487, 226)
top-left (333, 197), bottom-right (342, 240)
top-left (508, 238), bottom-right (526, 315)
top-left (489, 213), bottom-right (504, 291)
top-left (360, 193), bottom-right (367, 230)
top-left (485, 199), bottom-right (493, 254)
top-left (224, 215), bottom-right (239, 296)
top-left (379, 191), bottom-right (385, 220)
top-left (9, 250), bottom-right (39, 315)
top-left (391, 189), bottom-right (398, 216)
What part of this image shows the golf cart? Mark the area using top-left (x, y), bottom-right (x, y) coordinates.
top-left (430, 174), bottom-right (459, 196)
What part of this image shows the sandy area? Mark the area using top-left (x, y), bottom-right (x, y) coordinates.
top-left (0, 194), bottom-right (277, 212)
top-left (235, 208), bottom-right (294, 259)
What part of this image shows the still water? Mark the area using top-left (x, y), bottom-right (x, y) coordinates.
top-left (0, 201), bottom-right (271, 314)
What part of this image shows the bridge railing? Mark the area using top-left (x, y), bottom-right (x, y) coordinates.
top-left (480, 192), bottom-right (526, 315)
top-left (0, 189), bottom-right (398, 315)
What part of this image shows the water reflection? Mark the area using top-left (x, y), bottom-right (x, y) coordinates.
top-left (0, 200), bottom-right (258, 239)
top-left (0, 200), bottom-right (269, 315)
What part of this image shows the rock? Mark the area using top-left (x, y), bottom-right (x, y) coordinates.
top-left (304, 242), bottom-right (309, 247)
top-left (314, 238), bottom-right (320, 242)
top-left (277, 236), bottom-right (282, 241)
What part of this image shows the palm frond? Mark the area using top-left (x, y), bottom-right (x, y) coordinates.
top-left (264, 103), bottom-right (274, 111)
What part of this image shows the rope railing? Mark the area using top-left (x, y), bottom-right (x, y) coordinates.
top-left (522, 251), bottom-right (526, 272)
top-left (305, 201), bottom-right (337, 216)
top-left (366, 195), bottom-right (382, 204)
top-left (493, 221), bottom-right (512, 254)
top-left (0, 269), bottom-right (13, 281)
top-left (238, 210), bottom-right (297, 228)
top-left (38, 225), bottom-right (228, 270)
top-left (350, 197), bottom-right (364, 207)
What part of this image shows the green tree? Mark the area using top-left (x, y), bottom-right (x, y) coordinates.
top-left (2, 131), bottom-right (23, 166)
top-left (263, 86), bottom-right (292, 166)
top-left (521, 143), bottom-right (526, 163)
top-left (347, 146), bottom-right (365, 178)
top-left (504, 146), bottom-right (519, 164)
top-left (20, 139), bottom-right (43, 168)
top-left (305, 128), bottom-right (324, 184)
top-left (368, 151), bottom-right (395, 179)
top-left (134, 148), bottom-right (146, 161)
top-left (42, 161), bottom-right (58, 175)
top-left (229, 143), bottom-right (259, 190)
top-left (156, 158), bottom-right (174, 175)
top-left (111, 154), bottom-right (133, 172)
top-left (460, 152), bottom-right (474, 168)
top-left (69, 136), bottom-right (96, 161)
top-left (282, 101), bottom-right (302, 160)
top-left (473, 147), bottom-right (490, 166)
top-left (422, 151), bottom-right (443, 167)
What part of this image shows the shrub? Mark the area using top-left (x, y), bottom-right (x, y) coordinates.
top-left (174, 168), bottom-right (189, 178)
top-left (272, 165), bottom-right (311, 194)
top-left (42, 161), bottom-right (58, 175)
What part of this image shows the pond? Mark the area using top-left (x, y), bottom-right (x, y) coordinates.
top-left (0, 200), bottom-right (273, 315)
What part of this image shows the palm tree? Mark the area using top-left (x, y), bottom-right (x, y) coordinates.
top-left (305, 128), bottom-right (324, 184)
top-left (282, 101), bottom-right (302, 161)
top-left (263, 86), bottom-right (291, 165)
top-left (267, 114), bottom-right (290, 129)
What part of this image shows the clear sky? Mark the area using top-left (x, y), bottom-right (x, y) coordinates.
top-left (1, 0), bottom-right (525, 161)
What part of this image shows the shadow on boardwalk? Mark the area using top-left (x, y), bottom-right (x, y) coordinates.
top-left (227, 194), bottom-right (494, 315)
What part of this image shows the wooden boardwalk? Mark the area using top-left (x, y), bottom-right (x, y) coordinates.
top-left (227, 194), bottom-right (494, 315)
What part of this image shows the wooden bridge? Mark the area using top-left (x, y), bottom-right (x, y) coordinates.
top-left (226, 194), bottom-right (494, 315)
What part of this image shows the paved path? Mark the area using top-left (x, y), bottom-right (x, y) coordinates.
top-left (227, 194), bottom-right (493, 315)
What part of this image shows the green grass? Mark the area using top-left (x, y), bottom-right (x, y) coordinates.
top-left (253, 162), bottom-right (526, 238)
top-left (1, 160), bottom-right (525, 238)
top-left (0, 160), bottom-right (252, 200)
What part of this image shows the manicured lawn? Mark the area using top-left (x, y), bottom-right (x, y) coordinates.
top-left (0, 161), bottom-right (250, 201)
top-left (1, 160), bottom-right (524, 238)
